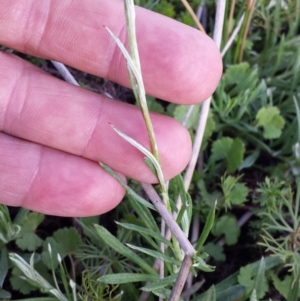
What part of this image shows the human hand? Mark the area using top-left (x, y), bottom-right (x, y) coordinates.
top-left (0, 0), bottom-right (222, 216)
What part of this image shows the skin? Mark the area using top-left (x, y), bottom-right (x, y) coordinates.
top-left (0, 0), bottom-right (222, 217)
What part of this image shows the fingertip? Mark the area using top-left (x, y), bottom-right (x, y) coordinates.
top-left (22, 147), bottom-right (126, 217)
top-left (153, 113), bottom-right (192, 181)
top-left (135, 7), bottom-right (223, 104)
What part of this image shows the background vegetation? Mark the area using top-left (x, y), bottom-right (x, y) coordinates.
top-left (1, 0), bottom-right (300, 300)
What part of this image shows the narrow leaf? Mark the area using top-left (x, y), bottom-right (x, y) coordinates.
top-left (127, 192), bottom-right (160, 235)
top-left (250, 289), bottom-right (257, 301)
top-left (116, 222), bottom-right (172, 247)
top-left (175, 174), bottom-right (193, 236)
top-left (98, 273), bottom-right (158, 284)
top-left (126, 244), bottom-right (181, 265)
top-left (0, 247), bottom-right (8, 287)
top-left (253, 257), bottom-right (267, 299)
top-left (108, 125), bottom-right (165, 184)
top-left (201, 285), bottom-right (216, 301)
top-left (216, 284), bottom-right (245, 301)
top-left (141, 274), bottom-right (178, 291)
top-left (195, 202), bottom-right (216, 251)
top-left (99, 163), bottom-right (156, 211)
top-left (287, 277), bottom-right (300, 301)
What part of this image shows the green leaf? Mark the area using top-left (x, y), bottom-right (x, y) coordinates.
top-left (0, 288), bottom-right (11, 299)
top-left (13, 299), bottom-right (57, 301)
top-left (98, 273), bottom-right (158, 284)
top-left (17, 212), bottom-right (44, 231)
top-left (151, 288), bottom-right (174, 300)
top-left (173, 105), bottom-right (200, 129)
top-left (203, 243), bottom-right (226, 262)
top-left (201, 112), bottom-right (215, 151)
top-left (100, 163), bottom-right (156, 211)
top-left (15, 212), bottom-right (44, 251)
top-left (250, 289), bottom-right (257, 301)
top-left (153, 0), bottom-right (175, 17)
top-left (141, 274), bottom-right (177, 291)
top-left (212, 215), bottom-right (240, 245)
top-left (287, 276), bottom-right (300, 301)
top-left (197, 180), bottom-right (222, 207)
top-left (195, 203), bottom-right (216, 252)
top-left (211, 137), bottom-right (233, 161)
top-left (10, 275), bottom-right (37, 295)
top-left (211, 138), bottom-right (245, 172)
top-left (0, 205), bottom-right (20, 244)
top-left (107, 125), bottom-right (165, 184)
top-left (127, 194), bottom-right (160, 233)
top-left (226, 138), bottom-right (245, 173)
top-left (94, 225), bottom-right (156, 275)
top-left (193, 254), bottom-right (215, 272)
top-left (270, 272), bottom-right (290, 299)
top-left (175, 174), bottom-right (193, 236)
top-left (221, 175), bottom-right (249, 208)
top-left (222, 63), bottom-right (258, 97)
top-left (116, 222), bottom-right (172, 248)
top-left (238, 264), bottom-right (254, 294)
top-left (16, 232), bottom-right (43, 252)
top-left (126, 244), bottom-right (181, 265)
top-left (9, 253), bottom-right (68, 301)
top-left (146, 96), bottom-right (164, 113)
top-left (0, 247), bottom-right (8, 287)
top-left (239, 149), bottom-right (260, 171)
top-left (256, 106), bottom-right (285, 139)
top-left (253, 257), bottom-right (268, 299)
top-left (42, 227), bottom-right (81, 269)
top-left (201, 285), bottom-right (216, 301)
top-left (216, 284), bottom-right (245, 301)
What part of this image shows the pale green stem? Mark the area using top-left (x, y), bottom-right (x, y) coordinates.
top-left (123, 0), bottom-right (170, 212)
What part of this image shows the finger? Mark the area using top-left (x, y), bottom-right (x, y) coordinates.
top-left (0, 132), bottom-right (125, 216)
top-left (0, 0), bottom-right (222, 104)
top-left (1, 52), bottom-right (192, 183)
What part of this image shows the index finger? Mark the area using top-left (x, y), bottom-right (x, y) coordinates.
top-left (0, 0), bottom-right (222, 104)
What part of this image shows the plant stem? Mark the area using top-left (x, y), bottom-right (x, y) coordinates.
top-left (169, 255), bottom-right (193, 301)
top-left (124, 0), bottom-right (160, 163)
top-left (221, 13), bottom-right (245, 57)
top-left (141, 183), bottom-right (196, 257)
top-left (238, 0), bottom-right (257, 62)
top-left (51, 61), bottom-right (79, 86)
top-left (182, 0), bottom-right (226, 195)
top-left (180, 0), bottom-right (205, 32)
top-left (226, 0), bottom-right (236, 41)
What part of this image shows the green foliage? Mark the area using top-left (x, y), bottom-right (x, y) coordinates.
top-left (203, 243), bottom-right (226, 262)
top-left (256, 106), bottom-right (285, 139)
top-left (172, 105), bottom-right (201, 130)
top-left (212, 214), bottom-right (240, 245)
top-left (41, 228), bottom-right (81, 269)
top-left (210, 137), bottom-right (245, 173)
top-left (15, 212), bottom-right (44, 251)
top-left (237, 258), bottom-right (268, 299)
top-left (221, 175), bottom-right (249, 209)
top-left (0, 205), bottom-right (20, 245)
